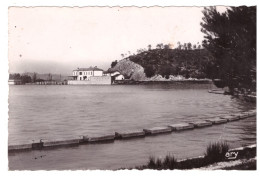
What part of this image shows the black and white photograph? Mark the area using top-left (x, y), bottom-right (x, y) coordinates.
top-left (1, 0), bottom-right (257, 173)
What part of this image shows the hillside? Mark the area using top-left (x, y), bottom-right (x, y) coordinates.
top-left (110, 49), bottom-right (215, 81)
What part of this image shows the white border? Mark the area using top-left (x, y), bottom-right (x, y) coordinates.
top-left (0, 0), bottom-right (259, 177)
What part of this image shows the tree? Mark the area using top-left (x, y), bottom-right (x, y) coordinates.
top-left (201, 6), bottom-right (256, 91)
top-left (156, 43), bottom-right (164, 49)
top-left (111, 60), bottom-right (118, 68)
top-left (32, 72), bottom-right (37, 83)
top-left (9, 73), bottom-right (20, 80)
top-left (187, 43), bottom-right (192, 50)
top-left (147, 44), bottom-right (152, 51)
top-left (20, 75), bottom-right (32, 84)
top-left (160, 65), bottom-right (172, 79)
top-left (144, 65), bottom-right (156, 77)
top-left (177, 42), bottom-right (181, 50)
top-left (164, 44), bottom-right (170, 49)
top-left (121, 54), bottom-right (124, 58)
top-left (48, 73), bottom-right (52, 81)
top-left (193, 44), bottom-right (197, 49)
top-left (183, 43), bottom-right (187, 50)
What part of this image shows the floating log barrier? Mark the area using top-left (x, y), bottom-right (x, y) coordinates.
top-left (87, 134), bottom-right (115, 143)
top-left (42, 137), bottom-right (81, 148)
top-left (115, 130), bottom-right (145, 139)
top-left (8, 143), bottom-right (32, 151)
top-left (246, 110), bottom-right (256, 117)
top-left (32, 140), bottom-right (43, 149)
top-left (81, 136), bottom-right (89, 143)
top-left (143, 126), bottom-right (172, 135)
top-left (189, 121), bottom-right (213, 128)
top-left (206, 118), bottom-right (228, 124)
top-left (237, 112), bottom-right (251, 119)
top-left (8, 110), bottom-right (256, 152)
top-left (168, 123), bottom-right (194, 131)
top-left (220, 115), bottom-right (240, 122)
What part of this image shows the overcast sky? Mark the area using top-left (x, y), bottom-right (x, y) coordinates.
top-left (8, 7), bottom-right (226, 75)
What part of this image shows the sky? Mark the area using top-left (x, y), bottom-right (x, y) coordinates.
top-left (8, 6), bottom-right (226, 75)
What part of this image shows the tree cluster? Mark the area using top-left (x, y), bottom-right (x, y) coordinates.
top-left (129, 48), bottom-right (214, 79)
top-left (201, 6), bottom-right (256, 91)
top-left (176, 42), bottom-right (202, 50)
top-left (9, 73), bottom-right (32, 84)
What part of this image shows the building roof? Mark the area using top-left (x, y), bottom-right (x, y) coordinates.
top-left (73, 66), bottom-right (103, 72)
top-left (112, 74), bottom-right (122, 77)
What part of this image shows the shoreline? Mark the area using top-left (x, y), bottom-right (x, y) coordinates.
top-left (114, 79), bottom-right (212, 85)
top-left (128, 144), bottom-right (256, 170)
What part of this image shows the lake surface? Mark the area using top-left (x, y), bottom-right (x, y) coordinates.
top-left (8, 83), bottom-right (256, 170)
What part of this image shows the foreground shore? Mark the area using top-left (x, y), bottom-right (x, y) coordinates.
top-left (127, 143), bottom-right (256, 170)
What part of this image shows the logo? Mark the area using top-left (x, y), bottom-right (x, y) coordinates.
top-left (225, 151), bottom-right (239, 160)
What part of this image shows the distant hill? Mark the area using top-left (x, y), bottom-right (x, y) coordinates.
top-left (109, 49), bottom-right (215, 81)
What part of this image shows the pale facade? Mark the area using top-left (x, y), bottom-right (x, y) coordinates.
top-left (115, 74), bottom-right (124, 80)
top-left (8, 79), bottom-right (22, 85)
top-left (71, 67), bottom-right (104, 81)
top-left (103, 70), bottom-right (125, 81)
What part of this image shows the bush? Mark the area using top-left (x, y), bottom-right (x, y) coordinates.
top-left (146, 154), bottom-right (177, 170)
top-left (204, 142), bottom-right (229, 163)
top-left (144, 65), bottom-right (156, 77)
top-left (147, 156), bottom-right (157, 169)
top-left (162, 154), bottom-right (177, 170)
top-left (135, 142), bottom-right (230, 170)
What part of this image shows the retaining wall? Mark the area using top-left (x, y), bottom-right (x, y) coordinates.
top-left (8, 109), bottom-right (256, 152)
top-left (68, 76), bottom-right (111, 85)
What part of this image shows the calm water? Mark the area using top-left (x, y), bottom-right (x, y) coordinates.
top-left (8, 83), bottom-right (256, 170)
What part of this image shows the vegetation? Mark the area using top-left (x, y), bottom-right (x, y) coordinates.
top-left (146, 154), bottom-right (177, 170)
top-left (110, 40), bottom-right (214, 80)
top-left (127, 48), bottom-right (214, 79)
top-left (201, 6), bottom-right (256, 92)
top-left (32, 72), bottom-right (37, 83)
top-left (204, 142), bottom-right (229, 163)
top-left (9, 73), bottom-right (32, 84)
top-left (111, 60), bottom-right (118, 68)
top-left (130, 142), bottom-right (257, 170)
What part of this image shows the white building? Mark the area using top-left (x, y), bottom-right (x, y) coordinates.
top-left (114, 74), bottom-right (125, 80)
top-left (8, 79), bottom-right (22, 85)
top-left (103, 70), bottom-right (124, 80)
top-left (70, 66), bottom-right (104, 81)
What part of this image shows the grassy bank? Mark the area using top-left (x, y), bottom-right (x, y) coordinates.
top-left (126, 142), bottom-right (256, 170)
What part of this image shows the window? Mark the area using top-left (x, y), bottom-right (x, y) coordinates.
top-left (79, 72), bottom-right (82, 75)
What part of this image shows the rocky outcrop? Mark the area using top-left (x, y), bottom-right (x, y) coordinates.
top-left (109, 58), bottom-right (147, 81)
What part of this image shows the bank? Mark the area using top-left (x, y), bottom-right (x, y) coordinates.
top-left (126, 143), bottom-right (256, 170)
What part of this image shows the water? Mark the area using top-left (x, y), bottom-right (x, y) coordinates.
top-left (8, 83), bottom-right (256, 170)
